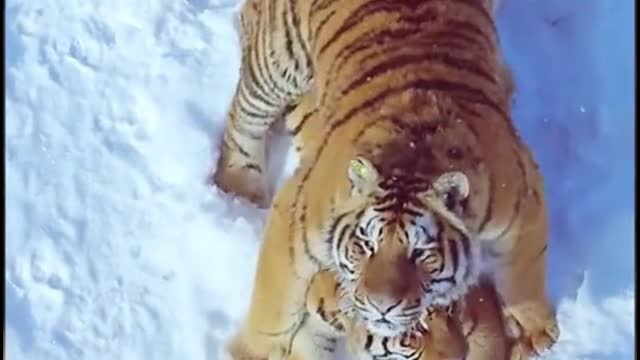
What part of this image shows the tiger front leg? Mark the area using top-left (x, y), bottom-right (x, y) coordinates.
top-left (457, 284), bottom-right (507, 360)
top-left (223, 179), bottom-right (312, 360)
top-left (305, 270), bottom-right (351, 335)
top-left (267, 327), bottom-right (341, 360)
top-left (491, 203), bottom-right (559, 359)
top-left (268, 271), bottom-right (348, 360)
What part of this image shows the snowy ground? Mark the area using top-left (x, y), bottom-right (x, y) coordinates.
top-left (5, 0), bottom-right (634, 359)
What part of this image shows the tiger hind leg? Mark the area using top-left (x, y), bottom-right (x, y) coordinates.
top-left (211, 0), bottom-right (312, 208)
top-left (212, 66), bottom-right (287, 207)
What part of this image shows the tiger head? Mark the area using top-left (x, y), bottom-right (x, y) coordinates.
top-left (329, 156), bottom-right (481, 337)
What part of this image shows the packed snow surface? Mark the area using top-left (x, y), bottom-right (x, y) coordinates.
top-left (5, 0), bottom-right (634, 359)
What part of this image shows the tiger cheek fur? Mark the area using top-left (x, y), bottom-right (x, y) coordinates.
top-left (213, 0), bottom-right (559, 359)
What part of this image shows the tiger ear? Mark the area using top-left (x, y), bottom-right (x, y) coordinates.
top-left (429, 172), bottom-right (470, 212)
top-left (348, 157), bottom-right (379, 196)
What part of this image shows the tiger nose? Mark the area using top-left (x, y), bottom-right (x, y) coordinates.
top-left (365, 293), bottom-right (405, 315)
top-left (362, 275), bottom-right (413, 315)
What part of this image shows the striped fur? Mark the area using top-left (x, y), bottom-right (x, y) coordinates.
top-left (213, 0), bottom-right (559, 359)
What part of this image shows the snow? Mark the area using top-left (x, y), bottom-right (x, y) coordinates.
top-left (5, 0), bottom-right (634, 359)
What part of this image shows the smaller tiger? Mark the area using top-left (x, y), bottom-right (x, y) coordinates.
top-left (305, 270), bottom-right (507, 360)
top-left (345, 306), bottom-right (467, 360)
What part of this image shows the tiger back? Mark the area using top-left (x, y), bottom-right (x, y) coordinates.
top-left (213, 0), bottom-right (559, 359)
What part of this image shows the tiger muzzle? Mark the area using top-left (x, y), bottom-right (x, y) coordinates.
top-left (357, 253), bottom-right (425, 335)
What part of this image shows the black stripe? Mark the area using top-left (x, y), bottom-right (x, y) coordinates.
top-left (493, 152), bottom-right (528, 239)
top-left (326, 212), bottom-right (349, 245)
top-left (335, 221), bottom-right (353, 253)
top-left (329, 317), bottom-right (345, 332)
top-left (241, 32), bottom-right (279, 107)
top-left (267, 0), bottom-right (278, 40)
top-left (460, 234), bottom-right (471, 281)
top-left (431, 24), bottom-right (492, 51)
top-left (431, 275), bottom-right (455, 284)
top-left (380, 336), bottom-right (391, 356)
top-left (281, 1), bottom-right (297, 69)
top-left (372, 202), bottom-right (395, 213)
top-left (450, 238), bottom-right (459, 275)
top-left (229, 114), bottom-right (264, 140)
top-left (402, 207), bottom-right (423, 218)
top-left (288, 206), bottom-right (297, 268)
top-left (287, 0), bottom-right (313, 73)
top-left (316, 8), bottom-right (496, 109)
top-left (310, 0), bottom-right (340, 14)
top-left (237, 105), bottom-right (272, 123)
top-left (352, 119), bottom-right (382, 145)
top-left (444, 18), bottom-right (495, 53)
top-left (364, 334), bottom-right (374, 351)
top-left (318, 0), bottom-right (425, 57)
top-left (243, 58), bottom-right (281, 109)
top-left (223, 126), bottom-right (251, 157)
top-left (291, 110), bottom-right (316, 135)
top-left (247, 15), bottom-right (284, 104)
top-left (317, 0), bottom-right (495, 58)
top-left (261, 1), bottom-right (291, 97)
top-left (288, 0), bottom-right (311, 71)
top-left (285, 312), bottom-right (309, 356)
top-left (364, 212), bottom-right (377, 231)
top-left (342, 51), bottom-right (497, 97)
top-left (477, 173), bottom-right (495, 233)
top-left (313, 9), bottom-right (337, 42)
top-left (323, 23), bottom-right (424, 87)
top-left (300, 203), bottom-right (323, 269)
top-left (237, 84), bottom-right (274, 115)
top-left (323, 11), bottom-right (488, 89)
top-left (242, 163), bottom-right (263, 173)
top-left (451, 0), bottom-right (496, 33)
top-left (243, 58), bottom-right (271, 108)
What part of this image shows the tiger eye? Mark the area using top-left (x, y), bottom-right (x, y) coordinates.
top-left (411, 248), bottom-right (427, 261)
top-left (424, 254), bottom-right (442, 272)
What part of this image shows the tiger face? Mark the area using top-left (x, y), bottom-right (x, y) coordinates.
top-left (329, 157), bottom-right (480, 337)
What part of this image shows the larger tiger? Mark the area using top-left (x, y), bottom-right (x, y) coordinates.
top-left (213, 0), bottom-right (559, 359)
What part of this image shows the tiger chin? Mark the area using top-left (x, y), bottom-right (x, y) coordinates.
top-left (212, 0), bottom-right (559, 359)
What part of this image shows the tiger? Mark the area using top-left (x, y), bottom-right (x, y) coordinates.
top-left (344, 282), bottom-right (509, 360)
top-left (212, 0), bottom-right (560, 359)
top-left (303, 269), bottom-right (509, 360)
top-left (304, 269), bottom-right (470, 360)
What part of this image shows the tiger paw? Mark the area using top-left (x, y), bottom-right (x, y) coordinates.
top-left (210, 158), bottom-right (271, 208)
top-left (503, 301), bottom-right (559, 359)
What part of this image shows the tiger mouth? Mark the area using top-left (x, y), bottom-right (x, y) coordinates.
top-left (365, 320), bottom-right (406, 337)
top-left (361, 313), bottom-right (424, 337)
